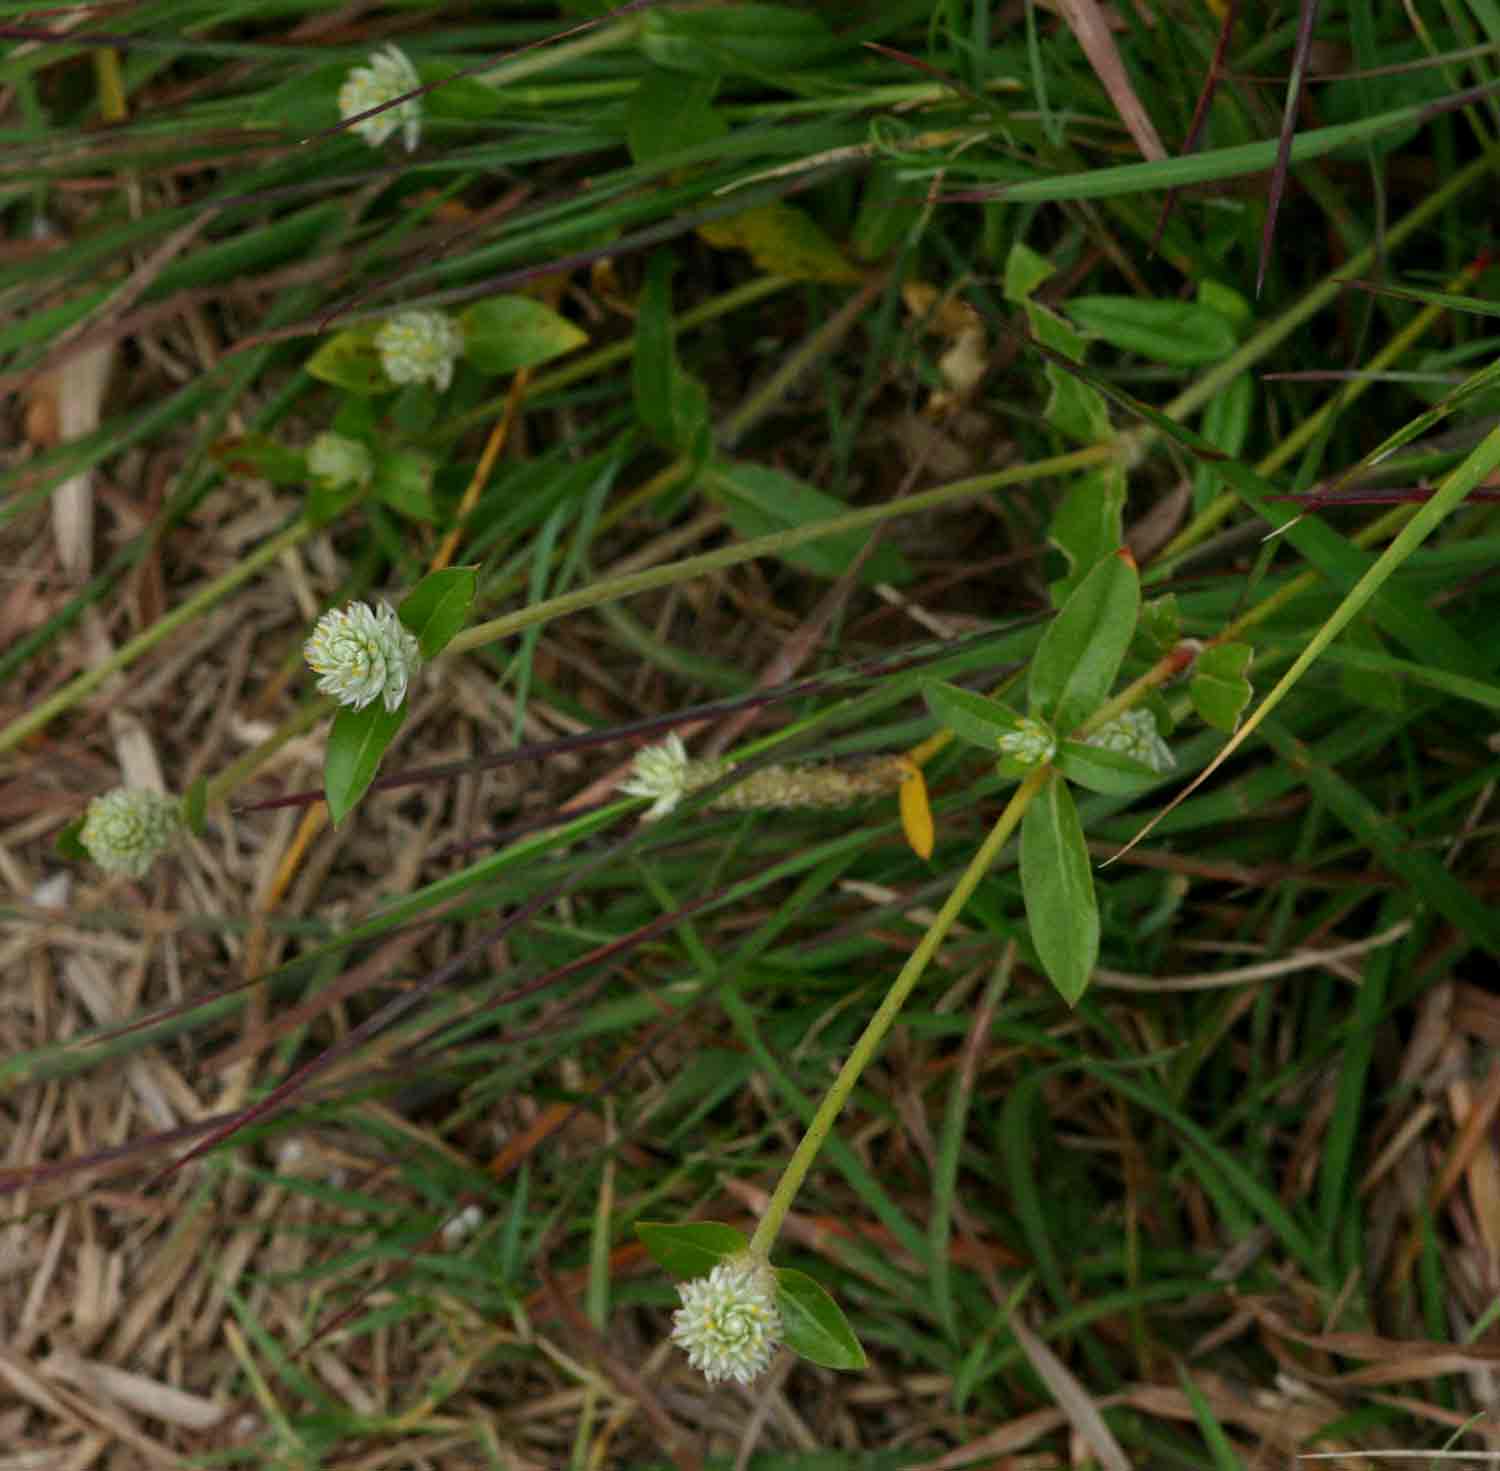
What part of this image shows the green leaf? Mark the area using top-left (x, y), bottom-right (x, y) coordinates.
top-left (712, 462), bottom-right (911, 584)
top-left (371, 449), bottom-right (437, 522)
top-left (1027, 299), bottom-right (1113, 443)
top-left (1003, 240), bottom-right (1054, 302)
top-left (1020, 773), bottom-right (1098, 1006)
top-left (390, 384), bottom-right (438, 436)
top-left (1022, 330), bottom-right (1488, 680)
top-left (773, 1267), bottom-right (867, 1371)
top-left (333, 396), bottom-right (378, 439)
top-left (182, 778), bottom-right (207, 837)
top-left (250, 61), bottom-right (346, 137)
top-left (306, 479), bottom-right (363, 527)
top-left (1028, 550), bottom-right (1140, 734)
top-left (627, 68), bottom-right (724, 166)
top-left (460, 296), bottom-right (587, 376)
top-left (1197, 279), bottom-right (1252, 337)
top-left (307, 325), bottom-right (388, 395)
top-left (423, 64), bottom-right (506, 120)
top-left (923, 681), bottom-right (1027, 752)
top-left (1004, 244), bottom-right (1111, 443)
top-left (851, 160), bottom-right (924, 263)
top-left (399, 567), bottom-right (477, 658)
top-left (1055, 740), bottom-right (1162, 796)
top-left (1064, 296), bottom-right (1237, 367)
top-left (1190, 643), bottom-right (1254, 731)
top-left (634, 252), bottom-right (711, 460)
top-left (640, 4), bottom-right (838, 76)
top-left (1135, 594), bottom-right (1181, 658)
top-left (635, 1221), bottom-right (748, 1278)
top-left (55, 815), bottom-right (88, 862)
top-left (325, 702), bottom-right (407, 826)
top-left (209, 433), bottom-right (308, 486)
top-left (1047, 464), bottom-right (1125, 605)
top-left (1338, 618), bottom-right (1405, 714)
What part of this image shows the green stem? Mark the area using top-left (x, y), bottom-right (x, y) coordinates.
top-left (0, 519), bottom-right (311, 759)
top-left (748, 766), bottom-right (1047, 1258)
top-left (477, 18), bottom-right (641, 88)
top-left (449, 446), bottom-right (1112, 660)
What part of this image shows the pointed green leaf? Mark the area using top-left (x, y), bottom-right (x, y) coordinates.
top-left (307, 326), bottom-right (388, 395)
top-left (1055, 740), bottom-right (1162, 796)
top-left (461, 296), bottom-right (587, 376)
top-left (55, 815), bottom-right (88, 862)
top-left (1021, 773), bottom-right (1098, 1005)
top-left (399, 567), bottom-right (477, 658)
top-left (1048, 464), bottom-right (1125, 605)
top-left (640, 4), bottom-right (838, 76)
top-left (923, 681), bottom-right (1027, 752)
top-left (635, 1221), bottom-right (748, 1278)
top-left (209, 434), bottom-right (308, 486)
top-left (1003, 240), bottom-right (1054, 302)
top-left (633, 252), bottom-right (710, 459)
top-left (627, 68), bottom-right (724, 166)
top-left (325, 702), bottom-right (407, 826)
top-left (183, 778), bottom-right (207, 837)
top-left (1064, 296), bottom-right (1237, 367)
top-left (773, 1267), bottom-right (867, 1371)
top-left (712, 462), bottom-right (911, 584)
top-left (371, 449), bottom-right (436, 521)
top-left (1029, 550), bottom-right (1140, 734)
top-left (1190, 643), bottom-right (1254, 731)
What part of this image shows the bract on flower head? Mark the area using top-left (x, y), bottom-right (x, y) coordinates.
top-left (670, 1256), bottom-right (781, 1386)
top-left (997, 716), bottom-right (1056, 769)
top-left (307, 432), bottom-right (373, 490)
top-left (1086, 707), bottom-right (1175, 774)
top-left (376, 309), bottom-right (463, 393)
top-left (338, 44), bottom-right (422, 152)
top-left (304, 600), bottom-right (421, 713)
top-left (79, 787), bottom-right (182, 879)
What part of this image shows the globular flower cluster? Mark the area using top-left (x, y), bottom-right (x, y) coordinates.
top-left (620, 735), bottom-right (907, 823)
top-left (304, 600), bottom-right (421, 713)
top-left (671, 1258), bottom-right (782, 1386)
top-left (79, 787), bottom-right (182, 879)
top-left (338, 44), bottom-right (423, 152)
top-left (307, 432), bottom-right (373, 491)
top-left (996, 716), bottom-right (1056, 768)
top-left (620, 733), bottom-right (722, 821)
top-left (1087, 708), bottom-right (1175, 774)
top-left (376, 309), bottom-right (464, 393)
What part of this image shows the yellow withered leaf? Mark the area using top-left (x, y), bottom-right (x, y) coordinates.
top-left (697, 202), bottom-right (862, 284)
top-left (898, 760), bottom-right (935, 860)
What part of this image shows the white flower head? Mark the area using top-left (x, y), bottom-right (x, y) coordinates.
top-left (79, 787), bottom-right (182, 879)
top-left (1087, 707), bottom-right (1175, 775)
top-left (338, 44), bottom-right (422, 152)
top-left (376, 309), bottom-right (463, 393)
top-left (620, 733), bottom-right (694, 820)
top-left (997, 715), bottom-right (1056, 769)
top-left (304, 600), bottom-right (421, 712)
top-left (671, 1257), bottom-right (781, 1386)
top-left (307, 432), bottom-right (373, 490)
